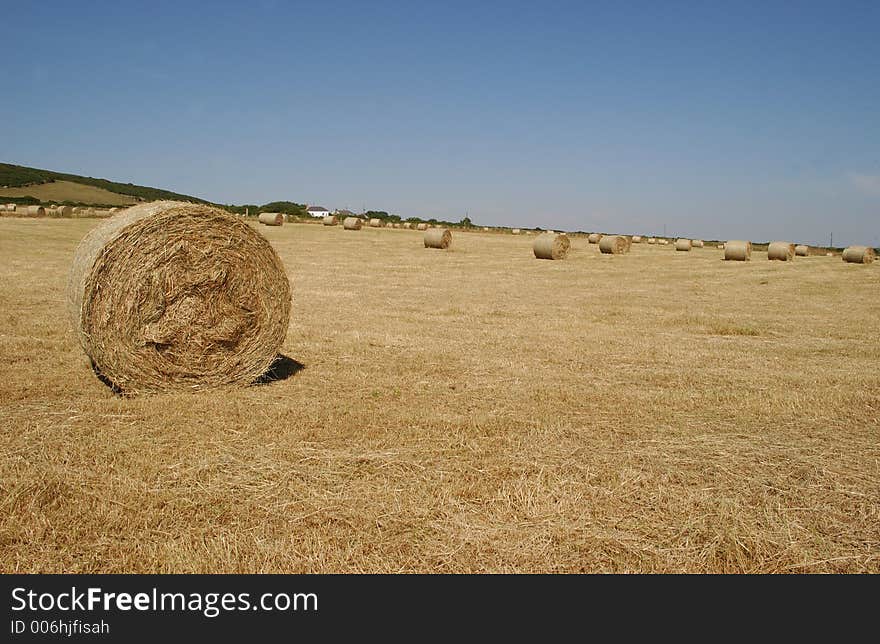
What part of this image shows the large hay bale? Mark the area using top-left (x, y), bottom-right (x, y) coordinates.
top-left (588, 233), bottom-right (602, 244)
top-left (692, 239), bottom-right (704, 248)
top-left (424, 228), bottom-right (452, 249)
top-left (842, 245), bottom-right (875, 264)
top-left (55, 205), bottom-right (72, 217)
top-left (631, 235), bottom-right (642, 243)
top-left (511, 228), bottom-right (521, 235)
top-left (67, 201), bottom-right (291, 394)
top-left (795, 244), bottom-right (809, 256)
top-left (369, 218), bottom-right (383, 228)
top-left (416, 223), bottom-right (429, 231)
top-left (724, 240), bottom-right (752, 261)
top-left (322, 215), bottom-right (338, 226)
top-left (533, 232), bottom-right (570, 260)
top-left (343, 217), bottom-right (363, 230)
top-left (27, 205), bottom-right (46, 217)
top-left (675, 238), bottom-right (692, 251)
top-left (767, 241), bottom-right (795, 261)
top-left (259, 212), bottom-right (284, 226)
top-left (599, 235), bottom-right (629, 254)
top-left (402, 222), bottom-right (412, 229)
top-left (647, 237), bottom-right (656, 244)
top-left (5, 204), bottom-right (15, 212)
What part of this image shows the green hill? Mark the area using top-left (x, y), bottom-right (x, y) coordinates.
top-left (0, 162), bottom-right (210, 204)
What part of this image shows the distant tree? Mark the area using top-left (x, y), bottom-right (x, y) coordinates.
top-left (460, 216), bottom-right (472, 228)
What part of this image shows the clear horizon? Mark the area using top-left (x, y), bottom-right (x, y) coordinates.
top-left (2, 1), bottom-right (878, 247)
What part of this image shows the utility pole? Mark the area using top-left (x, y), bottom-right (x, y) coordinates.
top-left (830, 232), bottom-right (833, 248)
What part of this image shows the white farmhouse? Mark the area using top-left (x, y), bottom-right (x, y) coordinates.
top-left (306, 205), bottom-right (331, 218)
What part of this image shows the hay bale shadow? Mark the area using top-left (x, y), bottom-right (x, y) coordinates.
top-left (255, 354), bottom-right (305, 385)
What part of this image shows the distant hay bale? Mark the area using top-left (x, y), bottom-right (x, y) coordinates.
top-left (842, 245), bottom-right (875, 264)
top-left (343, 217), bottom-right (363, 230)
top-left (55, 205), bottom-right (73, 217)
top-left (416, 223), bottom-right (429, 231)
top-left (718, 243), bottom-right (725, 250)
top-left (588, 233), bottom-right (602, 244)
top-left (67, 201), bottom-right (290, 394)
top-left (658, 239), bottom-right (669, 245)
top-left (5, 204), bottom-right (15, 212)
top-left (647, 237), bottom-right (656, 244)
top-left (826, 252), bottom-right (833, 257)
top-left (724, 240), bottom-right (752, 261)
top-left (533, 232), bottom-right (570, 260)
top-left (109, 208), bottom-right (120, 215)
top-left (322, 215), bottom-right (338, 226)
top-left (767, 241), bottom-right (795, 261)
top-left (48, 207), bottom-right (62, 218)
top-left (483, 227), bottom-right (489, 231)
top-left (402, 222), bottom-right (412, 229)
top-left (424, 228), bottom-right (452, 249)
top-left (631, 235), bottom-right (642, 243)
top-left (369, 218), bottom-right (383, 228)
top-left (692, 239), bottom-right (704, 248)
top-left (511, 228), bottom-right (521, 235)
top-left (675, 238), bottom-right (692, 251)
top-left (27, 205), bottom-right (46, 217)
top-left (95, 209), bottom-right (112, 218)
top-left (258, 212), bottom-right (284, 226)
top-left (599, 235), bottom-right (629, 254)
top-left (795, 244), bottom-right (809, 256)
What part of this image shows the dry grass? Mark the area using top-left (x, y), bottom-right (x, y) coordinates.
top-left (1, 221), bottom-right (878, 573)
top-left (0, 180), bottom-right (139, 206)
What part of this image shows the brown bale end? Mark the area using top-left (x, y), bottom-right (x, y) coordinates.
top-left (258, 212), bottom-right (284, 226)
top-left (424, 228), bottom-right (452, 249)
top-left (533, 232), bottom-right (570, 260)
top-left (66, 201), bottom-right (291, 394)
top-left (767, 241), bottom-right (795, 261)
top-left (27, 205), bottom-right (46, 217)
top-left (724, 240), bottom-right (752, 261)
top-left (842, 245), bottom-right (875, 264)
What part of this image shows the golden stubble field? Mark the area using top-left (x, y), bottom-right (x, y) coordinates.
top-left (1, 219), bottom-right (878, 573)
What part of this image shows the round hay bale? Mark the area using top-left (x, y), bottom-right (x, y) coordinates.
top-left (659, 239), bottom-right (669, 245)
top-left (483, 227), bottom-right (489, 231)
top-left (826, 252), bottom-right (833, 257)
top-left (369, 218), bottom-right (383, 228)
top-left (533, 232), bottom-right (570, 260)
top-left (599, 235), bottom-right (629, 255)
top-left (424, 228), bottom-right (452, 249)
top-left (588, 233), bottom-right (602, 244)
top-left (55, 205), bottom-right (73, 217)
top-left (416, 223), bottom-right (429, 231)
top-left (631, 235), bottom-right (642, 243)
top-left (692, 239), bottom-right (704, 248)
top-left (724, 240), bottom-right (752, 261)
top-left (343, 217), bottom-right (363, 230)
top-left (27, 205), bottom-right (46, 217)
top-left (511, 228), bottom-right (521, 235)
top-left (795, 244), bottom-right (809, 256)
top-left (718, 243), bottom-right (725, 250)
top-left (842, 245), bottom-right (875, 264)
top-left (5, 204), bottom-right (16, 212)
top-left (647, 237), bottom-right (656, 244)
top-left (67, 201), bottom-right (291, 394)
top-left (48, 207), bottom-right (62, 218)
top-left (402, 222), bottom-right (412, 229)
top-left (322, 215), bottom-right (338, 226)
top-left (258, 212), bottom-right (284, 226)
top-left (674, 238), bottom-right (692, 251)
top-left (767, 241), bottom-right (795, 261)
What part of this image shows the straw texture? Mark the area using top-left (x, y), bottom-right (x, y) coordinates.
top-left (424, 228), bottom-right (452, 249)
top-left (533, 232), bottom-right (570, 260)
top-left (724, 240), bottom-right (752, 261)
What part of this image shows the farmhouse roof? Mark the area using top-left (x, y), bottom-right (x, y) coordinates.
top-left (306, 205), bottom-right (330, 211)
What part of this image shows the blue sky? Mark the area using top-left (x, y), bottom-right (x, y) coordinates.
top-left (2, 0), bottom-right (878, 245)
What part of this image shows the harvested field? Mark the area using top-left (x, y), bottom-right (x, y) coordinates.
top-left (0, 180), bottom-right (139, 206)
top-left (0, 219), bottom-right (878, 573)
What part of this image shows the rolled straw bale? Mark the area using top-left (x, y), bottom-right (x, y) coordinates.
top-left (767, 241), bottom-right (795, 261)
top-left (795, 245), bottom-right (809, 256)
top-left (95, 209), bottom-right (112, 218)
top-left (483, 227), bottom-right (489, 231)
top-left (258, 212), bottom-right (284, 226)
top-left (659, 239), bottom-right (669, 245)
top-left (27, 205), bottom-right (46, 217)
top-left (718, 243), bottom-right (725, 250)
top-left (842, 245), bottom-right (875, 264)
top-left (0, 205), bottom-right (5, 212)
top-left (599, 235), bottom-right (629, 255)
top-left (55, 205), bottom-right (73, 217)
top-left (511, 228), bottom-right (521, 235)
top-left (647, 237), bottom-right (656, 244)
top-left (826, 252), bottom-right (833, 257)
top-left (48, 207), bottom-right (62, 218)
top-left (369, 218), bottom-right (383, 228)
top-left (424, 228), bottom-right (452, 249)
top-left (322, 215), bottom-right (338, 226)
top-left (416, 223), bottom-right (429, 231)
top-left (343, 217), bottom-right (363, 230)
top-left (674, 238), bottom-right (692, 251)
top-left (5, 204), bottom-right (15, 212)
top-left (402, 222), bottom-right (412, 229)
top-left (724, 240), bottom-right (752, 261)
top-left (631, 235), bottom-right (642, 243)
top-left (588, 233), bottom-right (602, 244)
top-left (533, 232), bottom-right (570, 260)
top-left (692, 239), bottom-right (704, 248)
top-left (67, 201), bottom-right (290, 394)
